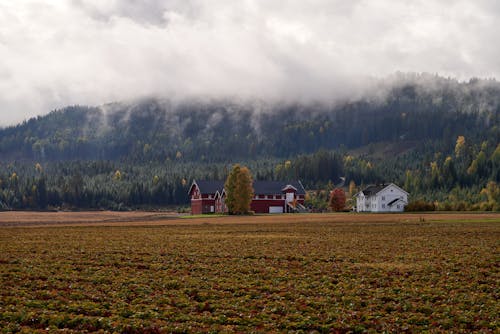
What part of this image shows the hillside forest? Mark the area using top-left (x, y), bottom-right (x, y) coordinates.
top-left (0, 74), bottom-right (499, 211)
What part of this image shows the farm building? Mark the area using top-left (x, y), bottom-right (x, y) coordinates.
top-left (189, 180), bottom-right (307, 214)
top-left (354, 183), bottom-right (408, 212)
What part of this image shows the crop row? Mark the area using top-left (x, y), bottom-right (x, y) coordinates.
top-left (0, 220), bottom-right (498, 332)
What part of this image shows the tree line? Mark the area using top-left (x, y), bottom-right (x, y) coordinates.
top-left (1, 135), bottom-right (498, 211)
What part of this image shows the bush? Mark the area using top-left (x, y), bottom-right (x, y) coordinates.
top-left (405, 200), bottom-right (435, 211)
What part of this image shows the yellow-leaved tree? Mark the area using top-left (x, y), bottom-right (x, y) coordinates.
top-left (225, 164), bottom-right (254, 215)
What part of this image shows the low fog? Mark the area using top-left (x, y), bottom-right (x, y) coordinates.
top-left (1, 0), bottom-right (499, 126)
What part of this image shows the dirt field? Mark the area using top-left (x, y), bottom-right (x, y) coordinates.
top-left (1, 211), bottom-right (498, 332)
top-left (1, 210), bottom-right (499, 227)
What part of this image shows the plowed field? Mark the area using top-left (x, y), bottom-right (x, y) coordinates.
top-left (1, 212), bottom-right (498, 332)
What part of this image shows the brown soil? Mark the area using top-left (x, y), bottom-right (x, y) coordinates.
top-left (0, 211), bottom-right (498, 227)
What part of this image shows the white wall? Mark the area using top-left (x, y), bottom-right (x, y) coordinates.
top-left (375, 184), bottom-right (408, 212)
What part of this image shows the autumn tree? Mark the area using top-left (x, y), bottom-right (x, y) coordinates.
top-left (225, 164), bottom-right (254, 215)
top-left (467, 151), bottom-right (487, 178)
top-left (329, 188), bottom-right (346, 212)
top-left (348, 180), bottom-right (357, 197)
top-left (480, 181), bottom-right (500, 211)
top-left (113, 170), bottom-right (122, 181)
top-left (455, 135), bottom-right (466, 158)
top-left (454, 135), bottom-right (472, 174)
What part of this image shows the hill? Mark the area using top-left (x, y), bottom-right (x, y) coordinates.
top-left (0, 73), bottom-right (499, 211)
top-left (1, 74), bottom-right (498, 162)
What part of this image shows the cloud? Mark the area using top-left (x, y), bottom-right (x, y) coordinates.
top-left (0, 0), bottom-right (499, 126)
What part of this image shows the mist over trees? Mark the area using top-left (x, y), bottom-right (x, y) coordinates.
top-left (0, 74), bottom-right (498, 211)
top-left (1, 74), bottom-right (498, 162)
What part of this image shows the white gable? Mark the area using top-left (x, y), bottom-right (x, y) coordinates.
top-left (378, 184), bottom-right (408, 197)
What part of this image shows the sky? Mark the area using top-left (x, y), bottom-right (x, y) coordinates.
top-left (0, 0), bottom-right (499, 126)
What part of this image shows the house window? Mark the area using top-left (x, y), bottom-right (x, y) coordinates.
top-left (382, 204), bottom-right (385, 208)
top-left (397, 205), bottom-right (400, 209)
top-left (382, 196), bottom-right (385, 201)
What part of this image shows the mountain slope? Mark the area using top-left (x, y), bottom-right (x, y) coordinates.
top-left (0, 74), bottom-right (499, 163)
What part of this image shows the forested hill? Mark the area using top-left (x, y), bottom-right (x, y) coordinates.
top-left (1, 74), bottom-right (499, 163)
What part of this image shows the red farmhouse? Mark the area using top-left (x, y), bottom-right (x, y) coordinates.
top-left (189, 180), bottom-right (307, 214)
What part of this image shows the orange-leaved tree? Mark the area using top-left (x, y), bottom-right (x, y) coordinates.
top-left (225, 164), bottom-right (254, 214)
top-left (329, 188), bottom-right (346, 212)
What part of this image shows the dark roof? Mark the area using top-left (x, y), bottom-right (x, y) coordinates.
top-left (191, 180), bottom-right (306, 195)
top-left (387, 198), bottom-right (404, 206)
top-left (192, 180), bottom-right (224, 194)
top-left (254, 181), bottom-right (306, 195)
top-left (361, 184), bottom-right (387, 196)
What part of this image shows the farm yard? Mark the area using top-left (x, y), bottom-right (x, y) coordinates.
top-left (0, 212), bottom-right (499, 332)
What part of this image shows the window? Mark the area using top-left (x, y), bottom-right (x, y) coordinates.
top-left (397, 205), bottom-right (400, 209)
top-left (382, 196), bottom-right (385, 201)
top-left (382, 204), bottom-right (385, 208)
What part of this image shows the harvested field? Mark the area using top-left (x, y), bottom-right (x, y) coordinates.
top-left (0, 212), bottom-right (499, 332)
top-left (0, 211), bottom-right (180, 227)
top-left (1, 211), bottom-right (499, 227)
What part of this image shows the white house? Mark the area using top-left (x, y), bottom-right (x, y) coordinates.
top-left (355, 183), bottom-right (408, 212)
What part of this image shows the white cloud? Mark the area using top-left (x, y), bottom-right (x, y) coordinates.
top-left (0, 0), bottom-right (499, 125)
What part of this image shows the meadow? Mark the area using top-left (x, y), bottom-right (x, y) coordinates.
top-left (0, 212), bottom-right (498, 332)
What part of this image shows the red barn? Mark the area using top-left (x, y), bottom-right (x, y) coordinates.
top-left (188, 180), bottom-right (224, 215)
top-left (189, 180), bottom-right (307, 214)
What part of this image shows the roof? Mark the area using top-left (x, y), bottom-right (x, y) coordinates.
top-left (361, 184), bottom-right (387, 196)
top-left (387, 198), bottom-right (405, 206)
top-left (190, 180), bottom-right (306, 195)
top-left (355, 183), bottom-right (409, 197)
top-left (190, 180), bottom-right (224, 195)
top-left (253, 181), bottom-right (306, 195)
